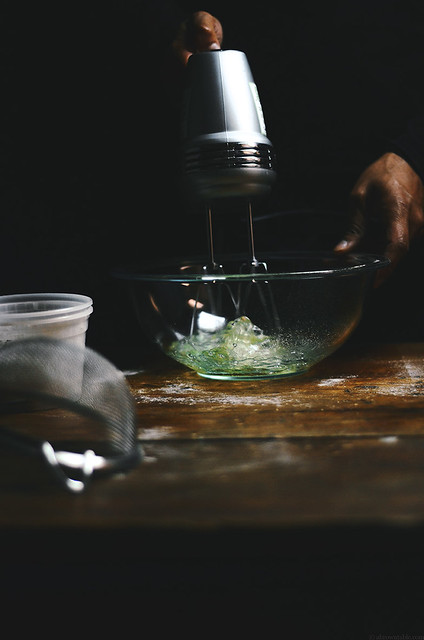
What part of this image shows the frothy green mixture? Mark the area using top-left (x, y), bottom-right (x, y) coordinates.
top-left (167, 315), bottom-right (303, 378)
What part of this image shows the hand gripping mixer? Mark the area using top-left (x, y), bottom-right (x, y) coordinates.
top-left (181, 49), bottom-right (279, 324)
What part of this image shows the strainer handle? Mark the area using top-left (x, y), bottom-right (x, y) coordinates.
top-left (0, 426), bottom-right (142, 493)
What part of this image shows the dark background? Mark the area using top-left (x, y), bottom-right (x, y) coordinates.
top-left (2, 3), bottom-right (424, 630)
top-left (2, 1), bottom-right (424, 362)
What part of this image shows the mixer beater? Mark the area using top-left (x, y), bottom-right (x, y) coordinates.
top-left (182, 48), bottom-right (278, 325)
top-left (182, 49), bottom-right (276, 261)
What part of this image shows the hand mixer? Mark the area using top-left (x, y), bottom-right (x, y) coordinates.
top-left (182, 49), bottom-right (279, 327)
top-left (182, 49), bottom-right (277, 274)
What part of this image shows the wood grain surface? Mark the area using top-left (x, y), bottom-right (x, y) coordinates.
top-left (0, 341), bottom-right (424, 531)
top-left (130, 341), bottom-right (424, 439)
top-left (1, 340), bottom-right (424, 631)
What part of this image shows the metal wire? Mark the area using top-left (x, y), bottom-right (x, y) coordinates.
top-left (0, 337), bottom-right (142, 492)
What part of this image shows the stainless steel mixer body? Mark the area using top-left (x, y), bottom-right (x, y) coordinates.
top-left (182, 49), bottom-right (276, 200)
top-left (182, 49), bottom-right (278, 329)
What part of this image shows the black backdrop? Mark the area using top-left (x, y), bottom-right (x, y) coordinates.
top-left (2, 1), bottom-right (424, 359)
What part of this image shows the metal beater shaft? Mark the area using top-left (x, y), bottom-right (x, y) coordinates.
top-left (204, 204), bottom-right (223, 274)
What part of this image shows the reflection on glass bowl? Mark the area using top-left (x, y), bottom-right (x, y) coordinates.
top-left (114, 252), bottom-right (389, 380)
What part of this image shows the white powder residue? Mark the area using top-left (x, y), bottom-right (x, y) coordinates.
top-left (158, 383), bottom-right (197, 394)
top-left (133, 382), bottom-right (311, 407)
top-left (376, 382), bottom-right (424, 397)
top-left (124, 368), bottom-right (147, 376)
top-left (373, 357), bottom-right (424, 396)
top-left (318, 376), bottom-right (358, 387)
top-left (135, 389), bottom-right (287, 407)
top-left (401, 357), bottom-right (424, 379)
top-left (140, 427), bottom-right (174, 440)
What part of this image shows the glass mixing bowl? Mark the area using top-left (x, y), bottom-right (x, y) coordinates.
top-left (114, 252), bottom-right (389, 380)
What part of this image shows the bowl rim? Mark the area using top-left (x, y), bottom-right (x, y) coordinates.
top-left (113, 251), bottom-right (390, 283)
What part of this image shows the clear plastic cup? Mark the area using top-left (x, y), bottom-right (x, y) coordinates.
top-left (0, 293), bottom-right (93, 348)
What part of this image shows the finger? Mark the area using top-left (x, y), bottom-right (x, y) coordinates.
top-left (373, 204), bottom-right (410, 287)
top-left (173, 11), bottom-right (223, 66)
top-left (384, 207), bottom-right (409, 264)
top-left (172, 22), bottom-right (192, 66)
top-left (407, 201), bottom-right (424, 244)
top-left (333, 196), bottom-right (366, 253)
top-left (187, 11), bottom-right (223, 53)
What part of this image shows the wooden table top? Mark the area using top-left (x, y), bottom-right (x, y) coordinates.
top-left (2, 340), bottom-right (424, 619)
top-left (1, 339), bottom-right (424, 531)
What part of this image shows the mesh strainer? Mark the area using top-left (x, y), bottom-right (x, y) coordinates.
top-left (0, 337), bottom-right (142, 492)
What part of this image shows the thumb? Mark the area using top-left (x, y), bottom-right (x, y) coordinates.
top-left (334, 203), bottom-right (366, 254)
top-left (173, 11), bottom-right (223, 66)
top-left (186, 11), bottom-right (223, 53)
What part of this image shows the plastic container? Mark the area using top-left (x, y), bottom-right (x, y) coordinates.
top-left (0, 293), bottom-right (93, 348)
